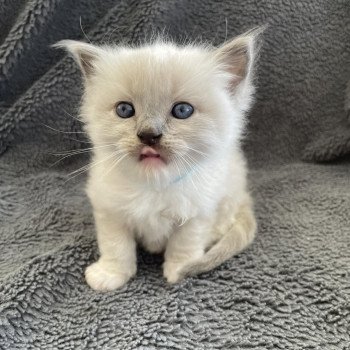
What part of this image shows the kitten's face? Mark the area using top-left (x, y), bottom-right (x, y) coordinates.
top-left (59, 34), bottom-right (257, 184)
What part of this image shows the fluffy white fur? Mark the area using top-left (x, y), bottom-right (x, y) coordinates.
top-left (57, 29), bottom-right (260, 291)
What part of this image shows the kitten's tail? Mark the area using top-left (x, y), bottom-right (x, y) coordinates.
top-left (178, 199), bottom-right (257, 280)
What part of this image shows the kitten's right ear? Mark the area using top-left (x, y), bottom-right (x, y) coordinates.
top-left (214, 26), bottom-right (265, 90)
top-left (53, 40), bottom-right (102, 78)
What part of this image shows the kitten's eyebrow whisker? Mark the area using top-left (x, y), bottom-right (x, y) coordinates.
top-left (106, 26), bottom-right (126, 46)
top-left (79, 16), bottom-right (92, 44)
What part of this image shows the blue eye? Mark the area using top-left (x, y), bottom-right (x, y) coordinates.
top-left (116, 102), bottom-right (135, 118)
top-left (171, 102), bottom-right (194, 119)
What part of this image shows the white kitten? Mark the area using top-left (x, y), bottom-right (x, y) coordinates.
top-left (57, 29), bottom-right (260, 291)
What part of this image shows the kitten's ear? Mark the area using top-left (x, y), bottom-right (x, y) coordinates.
top-left (214, 27), bottom-right (265, 90)
top-left (53, 40), bottom-right (102, 78)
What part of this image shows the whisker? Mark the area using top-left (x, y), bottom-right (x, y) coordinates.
top-left (69, 148), bottom-right (126, 176)
top-left (79, 16), bottom-right (92, 44)
top-left (184, 146), bottom-right (209, 158)
top-left (102, 153), bottom-right (128, 179)
top-left (41, 123), bottom-right (87, 135)
top-left (41, 125), bottom-right (92, 145)
top-left (49, 152), bottom-right (91, 168)
top-left (63, 109), bottom-right (83, 122)
top-left (64, 152), bottom-right (117, 183)
top-left (183, 154), bottom-right (212, 187)
top-left (51, 143), bottom-right (115, 156)
top-left (146, 165), bottom-right (150, 185)
top-left (68, 151), bottom-right (119, 176)
top-left (68, 138), bottom-right (93, 144)
top-left (173, 158), bottom-right (182, 181)
top-left (179, 152), bottom-right (207, 187)
top-left (176, 155), bottom-right (199, 192)
top-left (177, 143), bottom-right (210, 159)
top-left (173, 158), bottom-right (185, 191)
top-left (49, 144), bottom-right (120, 168)
top-left (184, 153), bottom-right (205, 170)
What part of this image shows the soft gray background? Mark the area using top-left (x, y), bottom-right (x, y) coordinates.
top-left (0, 0), bottom-right (349, 349)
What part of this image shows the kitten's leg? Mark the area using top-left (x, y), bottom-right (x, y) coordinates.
top-left (163, 217), bottom-right (211, 284)
top-left (85, 210), bottom-right (136, 291)
top-left (178, 196), bottom-right (256, 280)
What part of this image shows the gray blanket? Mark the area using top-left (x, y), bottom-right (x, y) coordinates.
top-left (1, 1), bottom-right (350, 349)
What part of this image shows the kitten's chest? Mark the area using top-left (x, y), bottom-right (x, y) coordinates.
top-left (118, 188), bottom-right (197, 253)
top-left (123, 186), bottom-right (198, 236)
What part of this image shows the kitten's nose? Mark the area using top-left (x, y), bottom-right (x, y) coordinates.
top-left (137, 132), bottom-right (162, 146)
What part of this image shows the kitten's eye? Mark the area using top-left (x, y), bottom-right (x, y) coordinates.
top-left (171, 102), bottom-right (194, 119)
top-left (116, 102), bottom-right (135, 118)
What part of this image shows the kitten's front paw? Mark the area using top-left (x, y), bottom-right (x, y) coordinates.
top-left (163, 261), bottom-right (184, 284)
top-left (85, 261), bottom-right (134, 291)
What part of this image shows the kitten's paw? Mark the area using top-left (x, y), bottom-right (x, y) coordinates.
top-left (85, 261), bottom-right (134, 291)
top-left (163, 261), bottom-right (184, 284)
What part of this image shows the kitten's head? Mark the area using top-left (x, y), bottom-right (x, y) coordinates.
top-left (57, 29), bottom-right (261, 186)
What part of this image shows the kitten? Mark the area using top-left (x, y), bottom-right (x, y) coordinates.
top-left (56, 29), bottom-right (260, 291)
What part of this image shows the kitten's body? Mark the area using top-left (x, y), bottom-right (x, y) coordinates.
top-left (88, 148), bottom-right (248, 249)
top-left (57, 30), bottom-right (260, 290)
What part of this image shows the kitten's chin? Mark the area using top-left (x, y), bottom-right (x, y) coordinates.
top-left (138, 146), bottom-right (167, 169)
top-left (130, 146), bottom-right (175, 187)
top-left (139, 157), bottom-right (165, 168)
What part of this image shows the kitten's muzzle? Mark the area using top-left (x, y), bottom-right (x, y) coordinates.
top-left (137, 132), bottom-right (162, 146)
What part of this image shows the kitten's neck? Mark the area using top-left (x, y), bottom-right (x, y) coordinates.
top-left (170, 166), bottom-right (197, 185)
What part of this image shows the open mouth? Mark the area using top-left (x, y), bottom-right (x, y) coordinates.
top-left (139, 146), bottom-right (165, 165)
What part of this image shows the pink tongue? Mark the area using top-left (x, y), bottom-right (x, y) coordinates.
top-left (140, 146), bottom-right (160, 158)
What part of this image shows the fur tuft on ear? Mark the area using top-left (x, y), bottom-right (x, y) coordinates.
top-left (215, 26), bottom-right (265, 91)
top-left (53, 40), bottom-right (102, 78)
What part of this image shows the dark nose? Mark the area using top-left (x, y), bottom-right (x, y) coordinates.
top-left (137, 132), bottom-right (162, 146)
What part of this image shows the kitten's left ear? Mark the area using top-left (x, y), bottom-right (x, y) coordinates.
top-left (214, 27), bottom-right (265, 91)
top-left (53, 40), bottom-right (103, 79)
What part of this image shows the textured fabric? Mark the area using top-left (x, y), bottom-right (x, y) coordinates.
top-left (1, 0), bottom-right (350, 349)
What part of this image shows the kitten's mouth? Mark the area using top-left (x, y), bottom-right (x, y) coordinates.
top-left (139, 146), bottom-right (166, 165)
